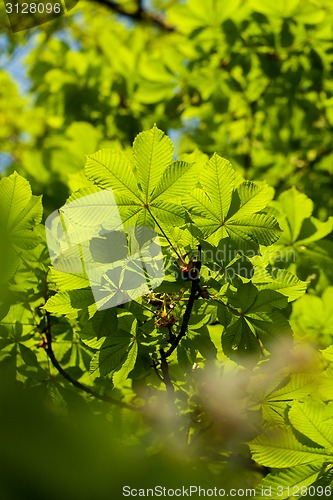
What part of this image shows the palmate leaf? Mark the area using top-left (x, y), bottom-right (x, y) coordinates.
top-left (44, 289), bottom-right (95, 319)
top-left (246, 311), bottom-right (292, 353)
top-left (200, 153), bottom-right (235, 220)
top-left (264, 375), bottom-right (319, 404)
top-left (90, 331), bottom-right (132, 377)
top-left (252, 268), bottom-right (308, 301)
top-left (249, 426), bottom-right (333, 468)
top-left (321, 345), bottom-right (333, 363)
top-left (298, 240), bottom-right (333, 280)
top-left (222, 282), bottom-right (292, 358)
top-left (273, 188), bottom-right (314, 243)
top-left (0, 172), bottom-right (42, 235)
top-left (222, 317), bottom-right (261, 356)
top-left (291, 287), bottom-right (333, 345)
top-left (48, 251), bottom-right (101, 292)
top-left (183, 188), bottom-right (228, 240)
top-left (112, 340), bottom-right (138, 387)
top-left (266, 188), bottom-right (333, 271)
top-left (227, 281), bottom-right (258, 312)
top-left (270, 188), bottom-right (332, 246)
top-left (249, 372), bottom-right (320, 425)
top-left (255, 465), bottom-right (322, 500)
top-left (0, 173), bottom-right (43, 283)
top-left (189, 325), bottom-right (218, 360)
top-left (235, 181), bottom-right (275, 219)
top-left (289, 401), bottom-right (333, 448)
top-left (85, 312), bottom-right (136, 376)
top-left (0, 173), bottom-right (43, 257)
top-left (84, 126), bottom-right (198, 232)
top-left (246, 289), bottom-right (288, 313)
top-left (133, 125), bottom-right (174, 202)
top-left (0, 301), bottom-right (45, 380)
top-left (80, 308), bottom-right (118, 349)
top-left (223, 311), bottom-right (292, 359)
top-left (226, 213), bottom-right (281, 248)
top-left (183, 154), bottom-right (281, 248)
top-left (62, 186), bottom-right (125, 230)
top-left (85, 150), bottom-right (140, 199)
top-left (151, 161), bottom-right (197, 200)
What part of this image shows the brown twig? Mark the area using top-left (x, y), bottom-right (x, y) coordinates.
top-left (151, 359), bottom-right (164, 382)
top-left (155, 246), bottom-right (202, 394)
top-left (86, 0), bottom-right (175, 32)
top-left (164, 245), bottom-right (202, 358)
top-left (159, 348), bottom-right (174, 395)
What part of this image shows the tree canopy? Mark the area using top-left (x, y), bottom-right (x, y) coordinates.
top-left (1, 1), bottom-right (333, 499)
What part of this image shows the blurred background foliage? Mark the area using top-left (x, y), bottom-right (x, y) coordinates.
top-left (1, 0), bottom-right (333, 217)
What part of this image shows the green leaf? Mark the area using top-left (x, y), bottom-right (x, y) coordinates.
top-left (84, 126), bottom-right (192, 232)
top-left (200, 153), bottom-right (235, 221)
top-left (133, 125), bottom-right (173, 203)
top-left (0, 173), bottom-right (42, 255)
top-left (321, 345), bottom-right (333, 363)
top-left (223, 317), bottom-right (260, 357)
top-left (277, 188), bottom-right (314, 242)
top-left (184, 205), bottom-right (225, 246)
top-left (291, 287), bottom-right (333, 346)
top-left (229, 281), bottom-right (257, 312)
top-left (85, 150), bottom-right (140, 200)
top-left (250, 373), bottom-right (319, 425)
top-left (151, 161), bottom-right (198, 201)
top-left (249, 426), bottom-right (333, 468)
top-left (256, 465), bottom-right (322, 499)
top-left (222, 281), bottom-right (291, 357)
top-left (226, 213), bottom-right (281, 247)
top-left (80, 307), bottom-right (118, 348)
top-left (169, 0), bottom-right (239, 33)
top-left (90, 330), bottom-right (132, 377)
top-left (253, 268), bottom-right (308, 301)
top-left (298, 240), bottom-right (333, 279)
top-left (0, 172), bottom-right (42, 231)
top-left (148, 199), bottom-right (185, 225)
top-left (234, 181), bottom-right (274, 219)
top-left (246, 311), bottom-right (293, 345)
top-left (49, 268), bottom-right (90, 291)
top-left (289, 401), bottom-right (333, 448)
top-left (191, 326), bottom-right (217, 360)
top-left (112, 339), bottom-right (138, 387)
top-left (249, 0), bottom-right (305, 20)
top-left (297, 217), bottom-right (333, 245)
top-left (44, 290), bottom-right (95, 318)
top-left (43, 292), bottom-right (76, 317)
top-left (266, 374), bottom-right (318, 403)
top-left (267, 190), bottom-right (332, 274)
top-left (246, 289), bottom-right (288, 313)
top-left (217, 303), bottom-right (232, 326)
top-left (184, 157), bottom-right (281, 248)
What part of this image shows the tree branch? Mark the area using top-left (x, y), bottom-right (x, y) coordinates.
top-left (41, 312), bottom-right (140, 411)
top-left (164, 245), bottom-right (201, 358)
top-left (154, 246), bottom-right (202, 395)
top-left (159, 348), bottom-right (174, 396)
top-left (87, 0), bottom-right (175, 32)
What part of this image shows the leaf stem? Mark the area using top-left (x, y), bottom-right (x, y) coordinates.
top-left (146, 206), bottom-right (183, 261)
